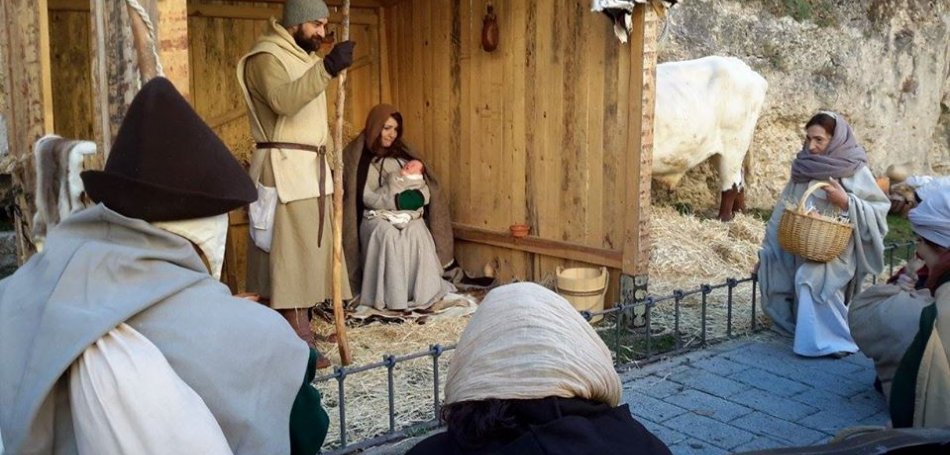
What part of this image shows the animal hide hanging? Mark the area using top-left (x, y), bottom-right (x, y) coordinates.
top-left (591, 0), bottom-right (680, 43)
top-left (32, 135), bottom-right (97, 248)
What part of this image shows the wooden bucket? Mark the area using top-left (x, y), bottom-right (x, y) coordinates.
top-left (556, 266), bottom-right (608, 324)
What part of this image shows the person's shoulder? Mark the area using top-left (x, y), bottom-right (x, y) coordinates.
top-left (166, 279), bottom-right (289, 328)
top-left (245, 52), bottom-right (282, 72)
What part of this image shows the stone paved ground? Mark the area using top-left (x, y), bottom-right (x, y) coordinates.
top-left (364, 331), bottom-right (888, 455)
top-left (621, 332), bottom-right (888, 454)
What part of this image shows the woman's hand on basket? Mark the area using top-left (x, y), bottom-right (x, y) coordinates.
top-left (825, 178), bottom-right (850, 211)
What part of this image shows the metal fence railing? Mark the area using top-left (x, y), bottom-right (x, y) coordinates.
top-left (315, 241), bottom-right (914, 454)
top-left (873, 240), bottom-right (916, 284)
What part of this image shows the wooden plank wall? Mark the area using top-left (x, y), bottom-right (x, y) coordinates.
top-left (45, 0), bottom-right (385, 291)
top-left (48, 8), bottom-right (94, 140)
top-left (385, 0), bottom-right (633, 300)
top-left (46, 0), bottom-right (383, 164)
top-left (1, 0), bottom-right (55, 261)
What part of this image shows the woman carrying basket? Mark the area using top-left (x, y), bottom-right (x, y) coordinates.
top-left (756, 112), bottom-right (889, 357)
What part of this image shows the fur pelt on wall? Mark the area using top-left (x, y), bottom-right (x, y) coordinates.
top-left (32, 135), bottom-right (96, 247)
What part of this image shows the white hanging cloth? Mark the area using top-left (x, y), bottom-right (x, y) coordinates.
top-left (69, 323), bottom-right (233, 455)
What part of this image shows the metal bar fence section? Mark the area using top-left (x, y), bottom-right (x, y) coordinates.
top-left (871, 241), bottom-right (914, 285)
top-left (315, 242), bottom-right (913, 453)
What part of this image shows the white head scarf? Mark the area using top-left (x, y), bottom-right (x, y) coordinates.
top-left (445, 283), bottom-right (621, 406)
top-left (154, 214), bottom-right (230, 279)
top-left (909, 183), bottom-right (950, 248)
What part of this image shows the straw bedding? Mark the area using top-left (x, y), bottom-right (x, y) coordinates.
top-left (313, 205), bottom-right (769, 448)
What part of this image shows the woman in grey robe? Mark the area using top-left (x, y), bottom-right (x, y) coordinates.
top-left (756, 112), bottom-right (889, 357)
top-left (342, 104), bottom-right (453, 311)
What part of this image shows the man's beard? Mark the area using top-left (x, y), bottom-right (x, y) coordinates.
top-left (293, 28), bottom-right (321, 53)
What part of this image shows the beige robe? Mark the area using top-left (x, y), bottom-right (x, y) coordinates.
top-left (237, 17), bottom-right (351, 308)
top-left (914, 280), bottom-right (950, 427)
top-left (850, 284), bottom-right (933, 401)
top-left (359, 157), bottom-right (450, 310)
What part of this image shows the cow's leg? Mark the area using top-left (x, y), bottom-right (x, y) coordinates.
top-left (733, 186), bottom-right (747, 215)
top-left (718, 185), bottom-right (739, 221)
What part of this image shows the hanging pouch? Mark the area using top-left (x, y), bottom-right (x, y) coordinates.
top-left (249, 183), bottom-right (278, 252)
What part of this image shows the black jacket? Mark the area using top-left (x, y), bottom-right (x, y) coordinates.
top-left (406, 397), bottom-right (672, 455)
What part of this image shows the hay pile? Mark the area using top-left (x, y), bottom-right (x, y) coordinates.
top-left (314, 205), bottom-right (768, 449)
top-left (645, 206), bottom-right (769, 344)
top-left (313, 317), bottom-right (466, 448)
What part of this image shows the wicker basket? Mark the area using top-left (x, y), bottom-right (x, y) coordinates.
top-left (777, 182), bottom-right (853, 263)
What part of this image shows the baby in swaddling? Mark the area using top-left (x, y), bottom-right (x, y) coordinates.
top-left (390, 159), bottom-right (425, 189)
top-left (370, 160), bottom-right (427, 229)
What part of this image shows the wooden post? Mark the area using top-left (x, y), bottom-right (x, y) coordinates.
top-left (620, 5), bottom-right (658, 312)
top-left (90, 0), bottom-right (138, 158)
top-left (156, 0), bottom-right (190, 98)
top-left (0, 0), bottom-right (55, 262)
top-left (331, 0), bottom-right (354, 366)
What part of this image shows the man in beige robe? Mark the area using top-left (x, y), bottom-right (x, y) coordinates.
top-left (237, 0), bottom-right (355, 359)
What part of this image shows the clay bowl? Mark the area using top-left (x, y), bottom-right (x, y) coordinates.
top-left (510, 223), bottom-right (530, 238)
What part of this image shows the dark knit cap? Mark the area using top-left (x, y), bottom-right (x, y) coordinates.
top-left (281, 0), bottom-right (330, 27)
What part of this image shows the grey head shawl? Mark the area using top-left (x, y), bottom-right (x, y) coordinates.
top-left (791, 112), bottom-right (868, 183)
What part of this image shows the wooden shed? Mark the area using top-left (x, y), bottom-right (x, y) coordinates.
top-left (1, 0), bottom-right (660, 305)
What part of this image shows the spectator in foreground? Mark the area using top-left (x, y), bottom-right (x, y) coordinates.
top-left (407, 282), bottom-right (671, 455)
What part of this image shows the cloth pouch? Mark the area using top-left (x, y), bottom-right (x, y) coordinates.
top-left (249, 183), bottom-right (278, 252)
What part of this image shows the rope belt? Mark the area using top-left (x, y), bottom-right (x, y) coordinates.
top-left (256, 142), bottom-right (329, 247)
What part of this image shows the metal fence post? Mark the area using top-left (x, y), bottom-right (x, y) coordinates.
top-left (673, 290), bottom-right (683, 350)
top-left (384, 355), bottom-right (396, 433)
top-left (614, 305), bottom-right (625, 364)
top-left (701, 284), bottom-right (711, 346)
top-left (726, 278), bottom-right (737, 337)
top-left (335, 366), bottom-right (348, 448)
top-left (751, 273), bottom-right (758, 332)
top-left (431, 344), bottom-right (444, 419)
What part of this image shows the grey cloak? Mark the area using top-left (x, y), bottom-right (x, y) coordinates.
top-left (0, 204), bottom-right (308, 455)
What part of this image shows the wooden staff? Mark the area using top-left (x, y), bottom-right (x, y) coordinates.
top-left (331, 0), bottom-right (353, 365)
top-left (125, 0), bottom-right (161, 82)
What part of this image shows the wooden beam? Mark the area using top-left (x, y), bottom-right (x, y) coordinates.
top-left (453, 223), bottom-right (623, 269)
top-left (90, 0), bottom-right (138, 157)
top-left (50, 0), bottom-right (388, 12)
top-left (0, 0), bottom-right (55, 261)
top-left (38, 0), bottom-right (55, 135)
top-left (48, 0), bottom-right (88, 12)
top-left (188, 2), bottom-right (378, 25)
top-left (157, 0), bottom-right (191, 98)
top-left (622, 5), bottom-right (656, 278)
top-left (255, 0), bottom-right (384, 7)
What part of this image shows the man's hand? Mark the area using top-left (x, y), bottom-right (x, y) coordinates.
top-left (324, 41), bottom-right (356, 77)
top-left (825, 178), bottom-right (850, 211)
top-left (234, 292), bottom-right (261, 303)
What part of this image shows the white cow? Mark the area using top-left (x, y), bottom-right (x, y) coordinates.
top-left (653, 56), bottom-right (768, 221)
